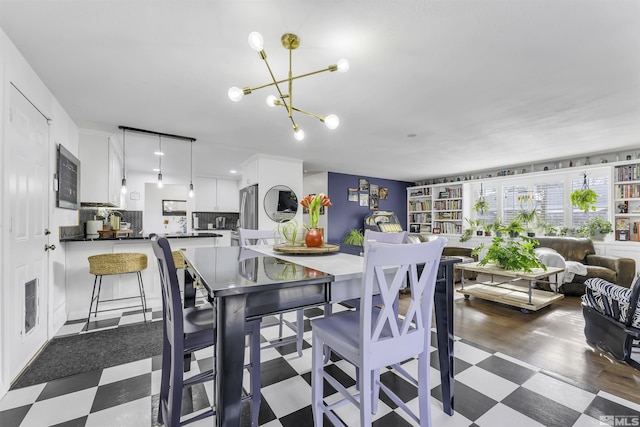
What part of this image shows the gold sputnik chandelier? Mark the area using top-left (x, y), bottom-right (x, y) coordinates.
top-left (228, 32), bottom-right (349, 141)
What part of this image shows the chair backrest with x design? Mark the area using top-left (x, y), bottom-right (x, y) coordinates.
top-left (359, 238), bottom-right (446, 366)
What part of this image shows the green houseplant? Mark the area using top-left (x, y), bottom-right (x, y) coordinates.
top-left (577, 217), bottom-right (613, 239)
top-left (472, 235), bottom-right (546, 273)
top-left (343, 228), bottom-right (365, 246)
top-left (516, 206), bottom-right (539, 236)
top-left (506, 219), bottom-right (525, 238)
top-left (570, 172), bottom-right (598, 212)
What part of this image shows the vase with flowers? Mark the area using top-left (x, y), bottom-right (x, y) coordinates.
top-left (300, 193), bottom-right (332, 247)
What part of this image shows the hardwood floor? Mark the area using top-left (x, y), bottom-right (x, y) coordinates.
top-left (446, 281), bottom-right (640, 405)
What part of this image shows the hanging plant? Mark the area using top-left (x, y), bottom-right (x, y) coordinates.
top-left (570, 172), bottom-right (598, 212)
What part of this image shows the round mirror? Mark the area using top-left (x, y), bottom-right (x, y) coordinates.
top-left (264, 185), bottom-right (298, 222)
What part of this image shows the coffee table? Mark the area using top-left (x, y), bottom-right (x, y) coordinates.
top-left (455, 261), bottom-right (564, 312)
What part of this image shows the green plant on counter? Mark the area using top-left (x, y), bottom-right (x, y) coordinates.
top-left (537, 221), bottom-right (559, 236)
top-left (515, 206), bottom-right (539, 234)
top-left (577, 217), bottom-right (613, 238)
top-left (343, 228), bottom-right (365, 246)
top-left (460, 217), bottom-right (481, 243)
top-left (277, 220), bottom-right (305, 246)
top-left (506, 219), bottom-right (525, 238)
top-left (472, 235), bottom-right (546, 273)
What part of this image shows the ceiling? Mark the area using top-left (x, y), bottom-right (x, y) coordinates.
top-left (1, 0), bottom-right (639, 183)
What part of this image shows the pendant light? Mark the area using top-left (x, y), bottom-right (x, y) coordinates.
top-left (188, 140), bottom-right (194, 198)
top-left (120, 128), bottom-right (127, 194)
top-left (157, 134), bottom-right (163, 188)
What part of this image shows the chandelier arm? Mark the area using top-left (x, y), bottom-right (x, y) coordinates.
top-left (288, 45), bottom-right (293, 119)
top-left (271, 102), bottom-right (326, 122)
top-left (260, 54), bottom-right (294, 119)
top-left (244, 66), bottom-right (337, 93)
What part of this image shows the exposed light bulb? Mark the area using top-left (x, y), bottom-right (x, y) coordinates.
top-left (247, 32), bottom-right (264, 51)
top-left (337, 58), bottom-right (350, 73)
top-left (154, 151), bottom-right (164, 156)
top-left (157, 173), bottom-right (163, 188)
top-left (294, 128), bottom-right (305, 141)
top-left (121, 178), bottom-right (127, 194)
top-left (189, 183), bottom-right (194, 198)
top-left (324, 114), bottom-right (340, 130)
top-left (228, 87), bottom-right (243, 102)
top-left (266, 95), bottom-right (278, 107)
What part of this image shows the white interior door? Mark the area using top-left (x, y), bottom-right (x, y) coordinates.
top-left (3, 85), bottom-right (50, 381)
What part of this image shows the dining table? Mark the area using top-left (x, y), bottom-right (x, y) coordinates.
top-left (182, 245), bottom-right (459, 427)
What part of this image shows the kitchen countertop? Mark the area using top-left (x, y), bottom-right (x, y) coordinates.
top-left (60, 232), bottom-right (222, 242)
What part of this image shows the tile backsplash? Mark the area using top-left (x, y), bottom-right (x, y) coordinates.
top-left (192, 212), bottom-right (239, 230)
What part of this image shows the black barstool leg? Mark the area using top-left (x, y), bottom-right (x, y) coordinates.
top-left (86, 275), bottom-right (100, 329)
top-left (94, 275), bottom-right (103, 317)
top-left (137, 271), bottom-right (147, 321)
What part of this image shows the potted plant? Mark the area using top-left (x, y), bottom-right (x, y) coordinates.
top-left (515, 206), bottom-right (539, 237)
top-left (472, 235), bottom-right (547, 273)
top-left (577, 217), bottom-right (613, 240)
top-left (538, 220), bottom-right (558, 236)
top-left (343, 228), bottom-right (364, 246)
top-left (491, 217), bottom-right (506, 237)
top-left (570, 172), bottom-right (598, 213)
top-left (506, 219), bottom-right (525, 238)
top-left (481, 221), bottom-right (493, 237)
top-left (472, 197), bottom-right (489, 215)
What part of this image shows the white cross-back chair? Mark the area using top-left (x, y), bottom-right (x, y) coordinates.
top-left (238, 227), bottom-right (305, 357)
top-left (311, 237), bottom-right (446, 426)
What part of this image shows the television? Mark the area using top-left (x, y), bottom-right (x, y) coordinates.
top-left (277, 190), bottom-right (298, 212)
top-left (56, 144), bottom-right (81, 210)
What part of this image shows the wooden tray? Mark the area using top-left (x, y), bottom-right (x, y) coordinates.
top-left (273, 243), bottom-right (340, 254)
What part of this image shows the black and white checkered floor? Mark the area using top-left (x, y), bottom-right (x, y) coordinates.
top-left (1, 298), bottom-right (639, 427)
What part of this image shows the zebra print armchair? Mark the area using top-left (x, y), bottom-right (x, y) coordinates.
top-left (581, 277), bottom-right (640, 369)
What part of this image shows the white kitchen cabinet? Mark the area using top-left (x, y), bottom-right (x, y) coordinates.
top-left (217, 179), bottom-right (239, 211)
top-left (194, 176), bottom-right (238, 212)
top-left (79, 130), bottom-right (123, 208)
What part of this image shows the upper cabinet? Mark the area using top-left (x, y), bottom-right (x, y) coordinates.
top-left (79, 131), bottom-right (123, 208)
top-left (194, 177), bottom-right (239, 212)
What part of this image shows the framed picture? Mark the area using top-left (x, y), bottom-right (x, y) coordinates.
top-left (359, 178), bottom-right (369, 192)
top-left (379, 187), bottom-right (388, 199)
top-left (369, 196), bottom-right (379, 210)
top-left (370, 184), bottom-right (379, 197)
top-left (359, 193), bottom-right (369, 207)
top-left (348, 187), bottom-right (358, 202)
top-left (432, 227), bottom-right (441, 234)
top-left (409, 224), bottom-right (420, 233)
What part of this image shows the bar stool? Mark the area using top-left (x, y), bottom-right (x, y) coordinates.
top-left (86, 253), bottom-right (148, 328)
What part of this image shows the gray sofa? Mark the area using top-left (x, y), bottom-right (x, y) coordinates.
top-left (533, 236), bottom-right (636, 295)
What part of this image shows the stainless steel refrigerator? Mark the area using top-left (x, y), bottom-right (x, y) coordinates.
top-left (239, 184), bottom-right (259, 229)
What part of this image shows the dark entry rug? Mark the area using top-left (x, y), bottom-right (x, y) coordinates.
top-left (10, 320), bottom-right (163, 390)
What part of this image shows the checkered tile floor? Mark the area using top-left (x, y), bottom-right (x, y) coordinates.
top-left (1, 298), bottom-right (639, 427)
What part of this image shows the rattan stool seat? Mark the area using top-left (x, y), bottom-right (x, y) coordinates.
top-left (88, 253), bottom-right (148, 276)
top-left (86, 252), bottom-right (148, 330)
top-left (171, 251), bottom-right (185, 270)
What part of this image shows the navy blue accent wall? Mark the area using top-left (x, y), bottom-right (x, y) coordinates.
top-left (327, 172), bottom-right (413, 254)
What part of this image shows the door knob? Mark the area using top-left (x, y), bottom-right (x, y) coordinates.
top-left (44, 244), bottom-right (56, 251)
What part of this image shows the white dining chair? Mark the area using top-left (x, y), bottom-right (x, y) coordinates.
top-left (238, 228), bottom-right (305, 357)
top-left (311, 237), bottom-right (446, 426)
